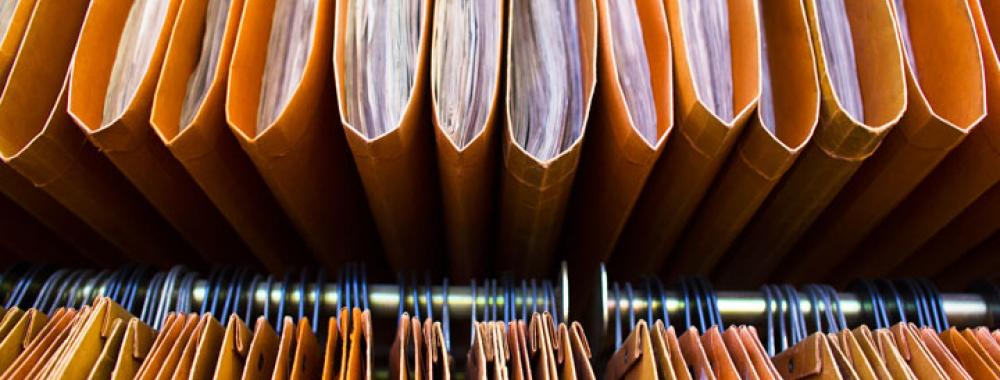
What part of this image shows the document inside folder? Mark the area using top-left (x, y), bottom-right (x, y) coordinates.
top-left (342, 0), bottom-right (425, 139)
top-left (103, 0), bottom-right (173, 125)
top-left (607, 0), bottom-right (657, 144)
top-left (815, 0), bottom-right (864, 120)
top-left (257, 0), bottom-right (317, 132)
top-left (179, 0), bottom-right (232, 128)
top-left (682, 0), bottom-right (734, 122)
top-left (430, 0), bottom-right (500, 149)
top-left (0, 1), bottom-right (21, 37)
top-left (510, 0), bottom-right (585, 161)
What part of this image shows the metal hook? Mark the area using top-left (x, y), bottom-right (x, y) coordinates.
top-left (411, 274), bottom-right (420, 321)
top-left (613, 282), bottom-right (622, 351)
top-left (803, 285), bottom-right (822, 335)
top-left (470, 278), bottom-right (477, 346)
top-left (313, 269), bottom-right (324, 333)
top-left (680, 279), bottom-right (692, 330)
top-left (443, 277), bottom-right (451, 352)
top-left (625, 282), bottom-right (635, 334)
top-left (298, 268), bottom-right (308, 323)
top-left (643, 278), bottom-right (653, 325)
top-left (262, 275), bottom-right (275, 323)
top-left (277, 269), bottom-right (291, 333)
top-left (245, 274), bottom-right (261, 323)
top-left (424, 272), bottom-right (433, 322)
top-left (520, 280), bottom-right (528, 322)
top-left (921, 279), bottom-right (949, 331)
top-left (32, 270), bottom-right (67, 312)
top-left (655, 277), bottom-right (669, 325)
top-left (123, 266), bottom-right (147, 314)
top-left (760, 285), bottom-right (775, 356)
top-left (361, 264), bottom-right (368, 312)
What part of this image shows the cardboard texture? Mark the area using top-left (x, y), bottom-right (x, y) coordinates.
top-left (671, 0), bottom-right (820, 275)
top-left (497, 0), bottom-right (598, 276)
top-left (111, 318), bottom-right (155, 380)
top-left (851, 0), bottom-right (1000, 271)
top-left (333, 0), bottom-right (441, 271)
top-left (429, 0), bottom-right (504, 281)
top-left (41, 298), bottom-right (137, 380)
top-left (228, 0), bottom-right (375, 266)
top-left (211, 315), bottom-right (251, 380)
top-left (678, 328), bottom-right (717, 380)
top-left (715, 0), bottom-right (907, 288)
top-left (790, 0), bottom-right (986, 283)
top-left (772, 333), bottom-right (846, 380)
top-left (0, 0), bottom-right (190, 265)
top-left (68, 0), bottom-right (249, 262)
top-left (605, 321), bottom-right (658, 380)
top-left (612, 0), bottom-right (760, 277)
top-left (153, 0), bottom-right (307, 272)
top-left (561, 0), bottom-right (673, 276)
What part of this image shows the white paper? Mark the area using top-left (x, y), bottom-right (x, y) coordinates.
top-left (430, 0), bottom-right (501, 149)
top-left (179, 0), bottom-right (232, 129)
top-left (0, 0), bottom-right (20, 41)
top-left (256, 0), bottom-right (318, 133)
top-left (103, 0), bottom-right (172, 126)
top-left (608, 0), bottom-right (657, 144)
top-left (509, 0), bottom-right (584, 161)
top-left (343, 0), bottom-right (425, 139)
top-left (682, 0), bottom-right (734, 122)
top-left (816, 0), bottom-right (864, 121)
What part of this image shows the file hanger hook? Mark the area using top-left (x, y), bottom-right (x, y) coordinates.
top-left (643, 278), bottom-right (653, 325)
top-left (816, 285), bottom-right (838, 333)
top-left (655, 277), bottom-right (669, 326)
top-left (921, 279), bottom-right (949, 331)
top-left (209, 267), bottom-right (232, 318)
top-left (313, 268), bottom-right (324, 333)
top-left (760, 285), bottom-right (775, 356)
top-left (262, 274), bottom-right (275, 323)
top-left (772, 285), bottom-right (789, 352)
top-left (245, 274), bottom-right (262, 323)
top-left (704, 278), bottom-right (723, 328)
top-left (396, 272), bottom-right (403, 321)
top-left (200, 266), bottom-right (221, 315)
top-left (224, 267), bottom-right (240, 321)
top-left (298, 267), bottom-right (308, 325)
top-left (123, 266), bottom-right (148, 314)
top-left (442, 277), bottom-right (451, 352)
top-left (625, 282), bottom-right (635, 334)
top-left (139, 272), bottom-right (164, 326)
top-left (8, 266), bottom-right (44, 309)
top-left (880, 279), bottom-right (907, 325)
top-left (470, 278), bottom-right (477, 346)
top-left (521, 279), bottom-right (528, 322)
top-left (67, 269), bottom-right (94, 309)
top-left (424, 272), bottom-right (433, 322)
top-left (908, 278), bottom-right (932, 328)
top-left (531, 279), bottom-right (538, 315)
top-left (277, 269), bottom-right (292, 333)
top-left (782, 284), bottom-right (805, 345)
top-left (680, 279), bottom-right (692, 330)
top-left (32, 269), bottom-right (67, 312)
top-left (549, 279), bottom-right (560, 326)
top-left (157, 266), bottom-right (186, 328)
top-left (503, 276), bottom-right (511, 326)
top-left (361, 264), bottom-right (368, 312)
top-left (803, 285), bottom-right (822, 335)
top-left (101, 268), bottom-right (123, 305)
top-left (613, 282), bottom-right (622, 351)
top-left (412, 273), bottom-right (420, 321)
top-left (351, 263), bottom-right (365, 310)
top-left (824, 285), bottom-right (848, 330)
